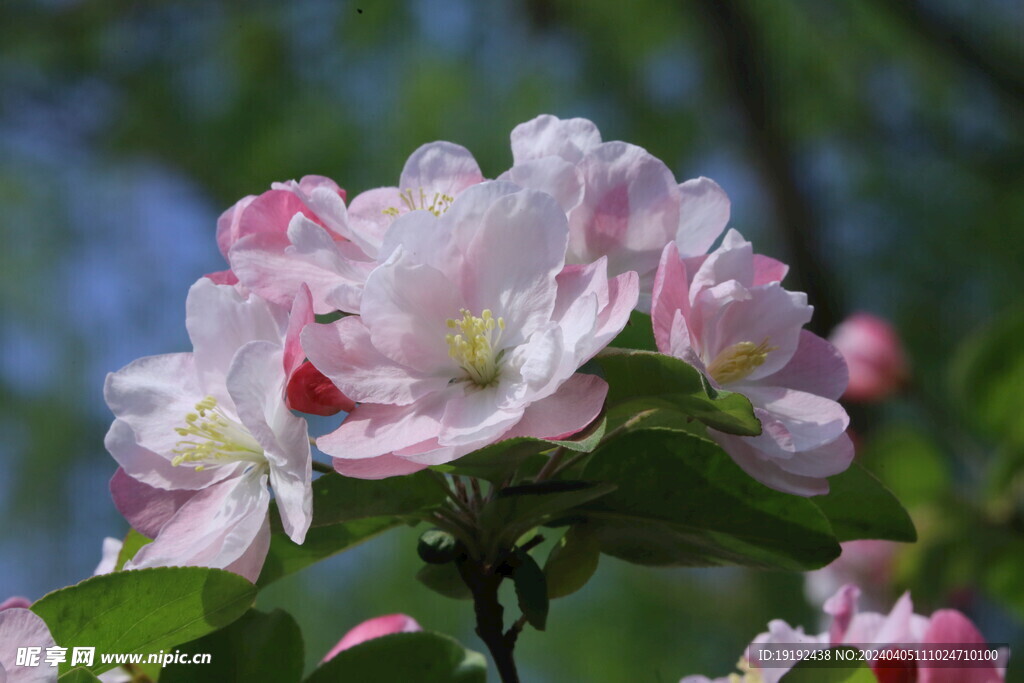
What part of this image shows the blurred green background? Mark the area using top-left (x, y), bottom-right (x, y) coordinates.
top-left (2, 1), bottom-right (1023, 680)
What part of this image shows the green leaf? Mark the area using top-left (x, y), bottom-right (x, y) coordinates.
top-left (478, 480), bottom-right (617, 556)
top-left (594, 349), bottom-right (761, 436)
top-left (416, 562), bottom-right (472, 600)
top-left (544, 526), bottom-right (601, 599)
top-left (780, 648), bottom-right (875, 681)
top-left (579, 430), bottom-right (840, 570)
top-left (813, 463), bottom-right (916, 542)
top-left (58, 669), bottom-right (102, 683)
top-left (950, 307), bottom-right (1024, 446)
top-left (161, 608), bottom-right (304, 683)
top-left (446, 416), bottom-right (607, 482)
top-left (512, 550), bottom-right (549, 631)
top-left (32, 567), bottom-right (256, 676)
top-left (314, 311), bottom-right (347, 325)
top-left (287, 471), bottom-right (444, 530)
top-left (304, 631), bottom-right (486, 683)
top-left (258, 517), bottom-right (400, 587)
top-left (114, 529), bottom-right (152, 571)
top-left (609, 310), bottom-right (656, 351)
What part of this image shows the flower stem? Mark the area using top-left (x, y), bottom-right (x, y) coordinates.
top-left (311, 460), bottom-right (333, 474)
top-left (457, 555), bottom-right (521, 683)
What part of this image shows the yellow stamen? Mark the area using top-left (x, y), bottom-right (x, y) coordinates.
top-left (171, 396), bottom-right (265, 468)
top-left (707, 339), bottom-right (776, 385)
top-left (445, 308), bottom-right (505, 387)
top-left (381, 188), bottom-right (455, 218)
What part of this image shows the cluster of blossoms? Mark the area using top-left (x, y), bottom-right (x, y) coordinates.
top-left (101, 114), bottom-right (855, 580)
top-left (681, 583), bottom-right (1006, 683)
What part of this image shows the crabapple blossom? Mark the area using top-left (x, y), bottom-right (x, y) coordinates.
top-left (651, 230), bottom-right (854, 495)
top-left (302, 181), bottom-right (638, 478)
top-left (104, 278), bottom-right (313, 581)
top-left (229, 143), bottom-right (484, 316)
top-left (830, 313), bottom-right (909, 403)
top-left (322, 614), bottom-right (422, 662)
top-left (507, 114), bottom-right (731, 310)
top-left (682, 584), bottom-right (1005, 683)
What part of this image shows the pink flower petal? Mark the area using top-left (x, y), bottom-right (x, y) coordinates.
top-left (461, 189), bottom-right (568, 345)
top-left (316, 393), bottom-right (448, 462)
top-left (708, 430), bottom-right (832, 496)
top-left (283, 284), bottom-right (314, 379)
top-left (568, 142), bottom-right (680, 296)
top-left (323, 614), bottom-right (422, 662)
top-left (125, 472), bottom-right (271, 581)
top-left (105, 418), bottom-right (233, 491)
top-left (186, 278), bottom-right (288, 401)
top-left (399, 141), bottom-right (484, 197)
top-left (332, 454), bottom-right (430, 480)
top-left (918, 610), bottom-right (1003, 683)
top-left (500, 157), bottom-right (584, 213)
top-left (501, 373), bottom-right (608, 441)
top-left (652, 242), bottom-right (691, 353)
top-left (510, 114), bottom-right (602, 164)
top-left (301, 317), bottom-right (451, 406)
top-left (761, 330), bottom-right (848, 401)
top-left (109, 467), bottom-right (200, 539)
top-left (226, 341), bottom-right (311, 545)
top-left (361, 255), bottom-right (465, 373)
top-left (675, 177), bottom-right (730, 258)
top-left (0, 598), bottom-right (31, 612)
top-left (0, 608), bottom-right (56, 683)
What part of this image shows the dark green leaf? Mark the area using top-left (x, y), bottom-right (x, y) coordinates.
top-left (479, 481), bottom-right (616, 549)
top-left (813, 463), bottom-right (916, 542)
top-left (544, 526), bottom-right (601, 599)
top-left (258, 517), bottom-right (400, 587)
top-left (416, 562), bottom-right (472, 600)
top-left (282, 471), bottom-right (444, 530)
top-left (161, 608), bottom-right (303, 683)
top-left (513, 550), bottom-right (549, 631)
top-left (594, 349), bottom-right (761, 436)
top-left (610, 310), bottom-right (657, 351)
top-left (114, 529), bottom-right (152, 571)
top-left (780, 648), bottom-right (875, 681)
top-left (304, 631), bottom-right (486, 683)
top-left (579, 430), bottom-right (840, 570)
top-left (314, 311), bottom-right (347, 325)
top-left (32, 567), bottom-right (256, 676)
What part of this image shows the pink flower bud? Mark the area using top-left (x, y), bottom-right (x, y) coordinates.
top-left (286, 361), bottom-right (356, 416)
top-left (830, 313), bottom-right (908, 403)
top-left (322, 614), bottom-right (422, 662)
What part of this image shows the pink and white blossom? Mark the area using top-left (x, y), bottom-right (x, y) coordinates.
top-left (507, 115), bottom-right (731, 310)
top-left (651, 230), bottom-right (854, 496)
top-left (229, 144), bottom-right (485, 316)
top-left (302, 182), bottom-right (638, 478)
top-left (104, 278), bottom-right (313, 581)
top-left (682, 584), bottom-right (1005, 683)
top-left (830, 313), bottom-right (909, 403)
top-left (322, 614), bottom-right (422, 662)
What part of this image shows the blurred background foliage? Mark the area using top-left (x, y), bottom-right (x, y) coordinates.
top-left (2, 0), bottom-right (1023, 680)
